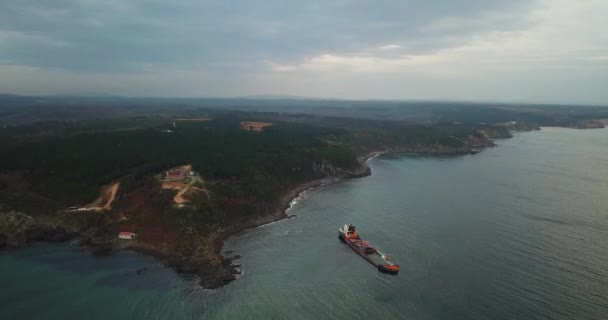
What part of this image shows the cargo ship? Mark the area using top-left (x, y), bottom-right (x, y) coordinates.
top-left (338, 224), bottom-right (399, 274)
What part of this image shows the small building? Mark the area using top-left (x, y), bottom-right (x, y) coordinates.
top-left (163, 169), bottom-right (187, 181)
top-left (118, 231), bottom-right (137, 240)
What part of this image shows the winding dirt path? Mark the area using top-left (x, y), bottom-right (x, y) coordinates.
top-left (83, 181), bottom-right (120, 211)
top-left (103, 182), bottom-right (120, 210)
top-left (173, 179), bottom-right (194, 204)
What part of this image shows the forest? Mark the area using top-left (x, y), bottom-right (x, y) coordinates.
top-left (0, 115), bottom-right (359, 212)
top-left (0, 110), bottom-right (492, 218)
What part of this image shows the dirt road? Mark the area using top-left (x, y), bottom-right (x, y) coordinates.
top-left (81, 181), bottom-right (120, 211)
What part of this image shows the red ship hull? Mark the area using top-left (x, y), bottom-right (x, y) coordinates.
top-left (339, 228), bottom-right (399, 274)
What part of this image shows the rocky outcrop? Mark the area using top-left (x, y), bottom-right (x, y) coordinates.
top-left (0, 211), bottom-right (34, 248)
top-left (0, 210), bottom-right (79, 249)
top-left (159, 251), bottom-right (242, 288)
top-left (197, 258), bottom-right (239, 288)
top-left (312, 161), bottom-right (370, 179)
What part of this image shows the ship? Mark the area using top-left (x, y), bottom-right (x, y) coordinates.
top-left (338, 224), bottom-right (399, 274)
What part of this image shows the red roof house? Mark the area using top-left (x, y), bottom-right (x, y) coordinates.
top-left (118, 231), bottom-right (137, 240)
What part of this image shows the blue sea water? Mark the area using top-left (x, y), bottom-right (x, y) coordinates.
top-left (1, 127), bottom-right (607, 319)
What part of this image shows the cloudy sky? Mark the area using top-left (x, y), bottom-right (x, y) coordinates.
top-left (1, 0), bottom-right (607, 104)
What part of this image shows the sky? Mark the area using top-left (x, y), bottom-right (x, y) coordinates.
top-left (1, 0), bottom-right (607, 104)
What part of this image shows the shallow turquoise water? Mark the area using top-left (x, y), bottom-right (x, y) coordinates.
top-left (1, 127), bottom-right (607, 319)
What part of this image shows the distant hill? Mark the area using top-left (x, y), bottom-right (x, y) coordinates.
top-left (0, 94), bottom-right (606, 126)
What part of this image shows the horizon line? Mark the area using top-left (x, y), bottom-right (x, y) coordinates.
top-left (1, 92), bottom-right (607, 108)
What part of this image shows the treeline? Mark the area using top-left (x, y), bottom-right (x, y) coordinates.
top-left (329, 120), bottom-right (476, 151)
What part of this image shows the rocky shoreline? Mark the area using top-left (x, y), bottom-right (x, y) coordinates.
top-left (0, 137), bottom-right (495, 289)
top-left (0, 161), bottom-right (373, 289)
top-left (0, 211), bottom-right (81, 249)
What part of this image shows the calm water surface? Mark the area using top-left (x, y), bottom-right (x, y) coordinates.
top-left (1, 127), bottom-right (607, 320)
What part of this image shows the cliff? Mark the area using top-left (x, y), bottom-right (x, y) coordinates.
top-left (497, 121), bottom-right (541, 132)
top-left (475, 126), bottom-right (514, 139)
top-left (571, 120), bottom-right (606, 129)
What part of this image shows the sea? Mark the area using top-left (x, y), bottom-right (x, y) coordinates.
top-left (1, 127), bottom-right (607, 320)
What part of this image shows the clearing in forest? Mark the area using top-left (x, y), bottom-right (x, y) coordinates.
top-left (160, 165), bottom-right (209, 204)
top-left (240, 121), bottom-right (272, 132)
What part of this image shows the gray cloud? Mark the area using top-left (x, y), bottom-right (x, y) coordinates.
top-left (1, 0), bottom-right (607, 105)
top-left (0, 0), bottom-right (537, 72)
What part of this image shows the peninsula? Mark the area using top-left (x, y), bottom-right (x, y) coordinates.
top-left (1, 97), bottom-right (607, 288)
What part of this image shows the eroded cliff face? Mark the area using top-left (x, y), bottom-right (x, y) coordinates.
top-left (0, 210), bottom-right (79, 248)
top-left (475, 126), bottom-right (514, 139)
top-left (312, 160), bottom-right (371, 179)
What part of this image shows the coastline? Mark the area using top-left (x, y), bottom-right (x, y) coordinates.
top-left (213, 146), bottom-right (488, 283)
top-left (0, 154), bottom-right (378, 290)
top-left (0, 144), bottom-right (484, 289)
top-left (224, 146), bottom-right (468, 239)
top-left (3, 120), bottom-right (608, 319)
top-left (0, 146), bottom-right (486, 289)
top-left (220, 152), bottom-right (378, 247)
top-left (209, 151), bottom-right (381, 286)
top-left (224, 156), bottom-right (377, 238)
top-left (102, 152), bottom-right (377, 289)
